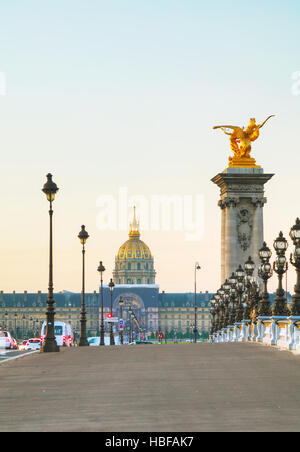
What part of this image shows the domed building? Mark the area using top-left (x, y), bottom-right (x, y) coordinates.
top-left (113, 208), bottom-right (156, 285)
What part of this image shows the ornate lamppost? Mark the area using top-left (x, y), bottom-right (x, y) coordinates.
top-left (41, 173), bottom-right (59, 353)
top-left (228, 273), bottom-right (238, 327)
top-left (78, 225), bottom-right (90, 347)
top-left (128, 307), bottom-right (133, 343)
top-left (4, 311), bottom-right (8, 331)
top-left (290, 219), bottom-right (300, 316)
top-left (97, 261), bottom-right (105, 346)
top-left (258, 242), bottom-right (273, 317)
top-left (194, 262), bottom-right (201, 343)
top-left (213, 293), bottom-right (221, 336)
top-left (14, 312), bottom-right (17, 338)
top-left (235, 265), bottom-right (245, 323)
top-left (209, 296), bottom-right (216, 341)
top-left (273, 232), bottom-right (290, 316)
top-left (119, 297), bottom-right (124, 345)
top-left (244, 257), bottom-right (255, 321)
top-left (108, 279), bottom-right (115, 346)
top-left (223, 280), bottom-right (231, 331)
top-left (218, 287), bottom-right (226, 338)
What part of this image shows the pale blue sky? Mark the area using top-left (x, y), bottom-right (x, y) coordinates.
top-left (0, 1), bottom-right (300, 293)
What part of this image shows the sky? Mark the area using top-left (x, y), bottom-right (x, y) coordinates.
top-left (0, 0), bottom-right (300, 294)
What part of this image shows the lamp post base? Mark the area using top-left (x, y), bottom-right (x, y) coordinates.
top-left (41, 342), bottom-right (60, 353)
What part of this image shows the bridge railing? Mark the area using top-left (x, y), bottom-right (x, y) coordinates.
top-left (209, 315), bottom-right (300, 353)
top-left (209, 219), bottom-right (300, 353)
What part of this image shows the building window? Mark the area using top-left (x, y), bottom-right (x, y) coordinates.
top-left (128, 263), bottom-right (131, 270)
top-left (127, 279), bottom-right (131, 284)
top-left (137, 263), bottom-right (141, 270)
top-left (137, 279), bottom-right (141, 284)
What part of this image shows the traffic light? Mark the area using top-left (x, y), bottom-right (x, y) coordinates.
top-left (107, 313), bottom-right (112, 319)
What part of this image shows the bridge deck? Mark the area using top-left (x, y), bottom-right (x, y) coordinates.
top-left (1, 343), bottom-right (300, 432)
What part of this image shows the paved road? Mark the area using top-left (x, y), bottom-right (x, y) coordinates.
top-left (0, 349), bottom-right (34, 362)
top-left (0, 343), bottom-right (300, 432)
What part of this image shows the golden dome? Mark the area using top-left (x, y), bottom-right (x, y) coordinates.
top-left (117, 238), bottom-right (152, 260)
top-left (117, 207), bottom-right (152, 260)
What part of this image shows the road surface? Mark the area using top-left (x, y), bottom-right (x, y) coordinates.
top-left (0, 343), bottom-right (300, 432)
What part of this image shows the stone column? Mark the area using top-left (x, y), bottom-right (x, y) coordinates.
top-left (225, 197), bottom-right (239, 281)
top-left (251, 198), bottom-right (266, 276)
top-left (212, 168), bottom-right (274, 285)
top-left (219, 200), bottom-right (226, 283)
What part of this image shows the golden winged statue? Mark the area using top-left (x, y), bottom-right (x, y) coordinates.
top-left (213, 116), bottom-right (275, 168)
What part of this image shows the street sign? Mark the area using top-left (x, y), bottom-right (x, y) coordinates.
top-left (105, 317), bottom-right (119, 323)
top-left (119, 319), bottom-right (124, 330)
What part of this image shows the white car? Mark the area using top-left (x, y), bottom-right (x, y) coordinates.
top-left (87, 336), bottom-right (121, 346)
top-left (0, 331), bottom-right (13, 349)
top-left (24, 338), bottom-right (41, 351)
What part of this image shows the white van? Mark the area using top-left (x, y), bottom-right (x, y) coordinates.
top-left (41, 321), bottom-right (73, 347)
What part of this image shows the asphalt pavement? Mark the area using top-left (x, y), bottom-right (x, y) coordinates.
top-left (0, 342), bottom-right (300, 432)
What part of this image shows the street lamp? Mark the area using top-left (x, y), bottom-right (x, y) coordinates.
top-left (78, 225), bottom-right (90, 347)
top-left (223, 279), bottom-right (231, 329)
top-left (244, 257), bottom-right (255, 321)
top-left (108, 279), bottom-right (115, 346)
top-left (258, 242), bottom-right (273, 316)
top-left (235, 265), bottom-right (245, 322)
top-left (41, 173), bottom-right (59, 353)
top-left (273, 231), bottom-right (290, 316)
top-left (119, 297), bottom-right (124, 345)
top-left (97, 261), bottom-right (105, 346)
top-left (213, 293), bottom-right (221, 333)
top-left (22, 314), bottom-right (26, 338)
top-left (14, 312), bottom-right (17, 337)
top-left (4, 311), bottom-right (8, 331)
top-left (128, 307), bottom-right (133, 343)
top-left (194, 262), bottom-right (201, 343)
top-left (229, 276), bottom-right (238, 327)
top-left (290, 218), bottom-right (300, 315)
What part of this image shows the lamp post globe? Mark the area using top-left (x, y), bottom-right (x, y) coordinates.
top-left (245, 256), bottom-right (255, 277)
top-left (41, 173), bottom-right (59, 353)
top-left (259, 241), bottom-right (272, 263)
top-left (78, 225), bottom-right (90, 347)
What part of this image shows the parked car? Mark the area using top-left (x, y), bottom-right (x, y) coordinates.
top-left (135, 341), bottom-right (154, 345)
top-left (10, 338), bottom-right (18, 350)
top-left (18, 340), bottom-right (28, 351)
top-left (0, 330), bottom-right (13, 349)
top-left (88, 337), bottom-right (100, 346)
top-left (41, 321), bottom-right (73, 347)
top-left (87, 336), bottom-right (121, 346)
top-left (24, 338), bottom-right (41, 351)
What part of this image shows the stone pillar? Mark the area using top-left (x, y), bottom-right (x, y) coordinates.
top-left (225, 197), bottom-right (239, 281)
top-left (251, 198), bottom-right (266, 277)
top-left (212, 168), bottom-right (274, 285)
